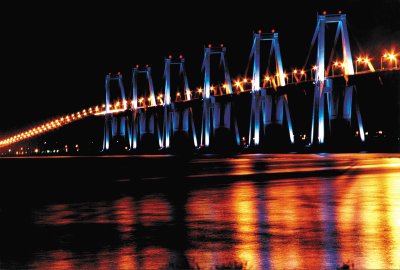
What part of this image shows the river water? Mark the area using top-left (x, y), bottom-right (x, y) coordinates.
top-left (1, 153), bottom-right (400, 269)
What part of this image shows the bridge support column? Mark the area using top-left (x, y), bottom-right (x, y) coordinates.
top-left (102, 73), bottom-right (130, 152)
top-left (103, 114), bottom-right (131, 151)
top-left (342, 85), bottom-right (365, 142)
top-left (201, 95), bottom-right (240, 148)
top-left (130, 65), bottom-right (159, 151)
top-left (311, 79), bottom-right (333, 144)
top-left (161, 56), bottom-right (197, 150)
top-left (247, 30), bottom-right (294, 147)
top-left (131, 108), bottom-right (162, 150)
top-left (130, 110), bottom-right (138, 149)
top-left (311, 79), bottom-right (365, 145)
top-left (249, 89), bottom-right (294, 146)
top-left (201, 98), bottom-right (211, 147)
top-left (249, 92), bottom-right (262, 145)
top-left (103, 114), bottom-right (111, 151)
top-left (163, 103), bottom-right (197, 149)
top-left (275, 94), bottom-right (295, 144)
top-left (199, 45), bottom-right (237, 149)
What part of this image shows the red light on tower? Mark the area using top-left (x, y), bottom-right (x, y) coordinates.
top-left (258, 29), bottom-right (262, 34)
top-left (168, 55), bottom-right (172, 59)
top-left (220, 44), bottom-right (224, 48)
top-left (323, 11), bottom-right (327, 15)
top-left (136, 64), bottom-right (139, 68)
top-left (145, 64), bottom-right (149, 68)
top-left (117, 72), bottom-right (121, 75)
top-left (271, 28), bottom-right (275, 33)
top-left (338, 10), bottom-right (342, 14)
top-left (208, 44), bottom-right (212, 48)
top-left (179, 54), bottom-right (183, 59)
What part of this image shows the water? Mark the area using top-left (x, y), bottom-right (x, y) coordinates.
top-left (1, 153), bottom-right (400, 269)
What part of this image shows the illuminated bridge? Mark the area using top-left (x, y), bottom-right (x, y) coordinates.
top-left (1, 12), bottom-right (399, 154)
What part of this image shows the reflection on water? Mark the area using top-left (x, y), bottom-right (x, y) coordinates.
top-left (1, 154), bottom-right (400, 269)
top-left (335, 169), bottom-right (400, 269)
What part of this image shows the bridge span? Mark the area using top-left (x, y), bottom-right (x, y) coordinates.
top-left (0, 12), bottom-right (399, 153)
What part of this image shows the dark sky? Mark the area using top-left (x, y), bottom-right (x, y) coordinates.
top-left (1, 0), bottom-right (399, 134)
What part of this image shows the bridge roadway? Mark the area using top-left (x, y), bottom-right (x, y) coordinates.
top-left (0, 69), bottom-right (398, 151)
top-left (99, 69), bottom-right (399, 151)
top-left (103, 69), bottom-right (399, 115)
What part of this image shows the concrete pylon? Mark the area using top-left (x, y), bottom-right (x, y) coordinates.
top-left (200, 45), bottom-right (240, 148)
top-left (102, 73), bottom-right (130, 151)
top-left (310, 13), bottom-right (365, 144)
top-left (130, 66), bottom-right (162, 150)
top-left (162, 56), bottom-right (198, 149)
top-left (248, 32), bottom-right (294, 146)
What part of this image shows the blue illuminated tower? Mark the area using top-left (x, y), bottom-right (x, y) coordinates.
top-left (310, 12), bottom-right (365, 144)
top-left (200, 45), bottom-right (239, 148)
top-left (130, 65), bottom-right (162, 149)
top-left (102, 73), bottom-right (130, 151)
top-left (248, 31), bottom-right (294, 146)
top-left (162, 56), bottom-right (198, 149)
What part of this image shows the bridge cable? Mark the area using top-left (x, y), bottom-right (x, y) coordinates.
top-left (347, 19), bottom-right (366, 56)
top-left (326, 25), bottom-right (342, 77)
top-left (244, 41), bottom-right (255, 80)
top-left (265, 44), bottom-right (274, 78)
top-left (302, 20), bottom-right (320, 72)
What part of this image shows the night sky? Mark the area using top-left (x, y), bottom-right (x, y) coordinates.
top-left (1, 0), bottom-right (399, 134)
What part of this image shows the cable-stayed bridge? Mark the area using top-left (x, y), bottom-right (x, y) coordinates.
top-left (1, 12), bottom-right (399, 153)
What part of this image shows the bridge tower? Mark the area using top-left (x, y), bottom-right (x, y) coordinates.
top-left (248, 31), bottom-right (294, 146)
top-left (162, 55), bottom-right (198, 149)
top-left (130, 65), bottom-right (162, 150)
top-left (102, 73), bottom-right (130, 151)
top-left (310, 12), bottom-right (365, 144)
top-left (200, 45), bottom-right (240, 148)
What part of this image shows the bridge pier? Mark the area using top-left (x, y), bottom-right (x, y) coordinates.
top-left (199, 45), bottom-right (239, 150)
top-left (201, 95), bottom-right (240, 149)
top-left (102, 73), bottom-right (130, 152)
top-left (131, 107), bottom-right (162, 151)
top-left (161, 56), bottom-right (197, 150)
top-left (246, 31), bottom-right (294, 147)
top-left (309, 12), bottom-right (365, 146)
top-left (103, 113), bottom-right (131, 151)
top-left (249, 89), bottom-right (294, 146)
top-left (163, 103), bottom-right (197, 150)
top-left (311, 78), bottom-right (365, 145)
top-left (129, 65), bottom-right (161, 151)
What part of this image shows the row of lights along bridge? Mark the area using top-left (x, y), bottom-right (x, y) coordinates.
top-left (0, 50), bottom-right (398, 147)
top-left (132, 49), bottom-right (398, 106)
top-left (0, 47), bottom-right (397, 147)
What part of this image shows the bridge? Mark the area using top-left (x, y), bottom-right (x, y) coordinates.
top-left (1, 12), bottom-right (399, 153)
